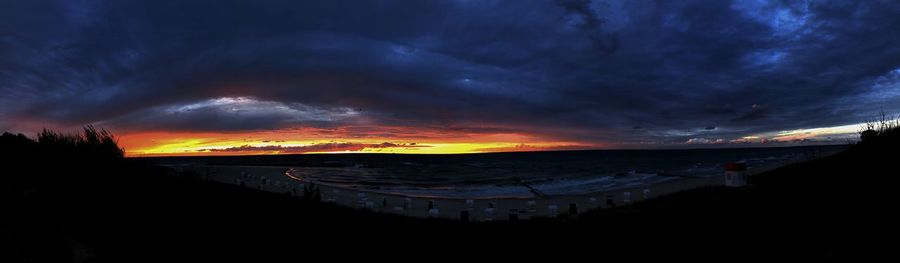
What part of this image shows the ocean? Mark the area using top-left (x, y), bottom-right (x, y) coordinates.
top-left (146, 145), bottom-right (847, 199)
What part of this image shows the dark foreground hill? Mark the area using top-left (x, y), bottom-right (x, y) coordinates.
top-left (2, 127), bottom-right (897, 262)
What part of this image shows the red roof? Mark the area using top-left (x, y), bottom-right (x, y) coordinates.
top-left (724, 162), bottom-right (747, 171)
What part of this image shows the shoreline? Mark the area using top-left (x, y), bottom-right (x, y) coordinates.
top-left (173, 147), bottom-right (844, 221)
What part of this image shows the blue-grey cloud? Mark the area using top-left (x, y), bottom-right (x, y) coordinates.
top-left (2, 0), bottom-right (900, 146)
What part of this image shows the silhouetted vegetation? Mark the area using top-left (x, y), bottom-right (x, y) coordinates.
top-left (3, 124), bottom-right (899, 262)
top-left (37, 126), bottom-right (123, 159)
top-left (1, 127), bottom-right (455, 262)
top-left (859, 111), bottom-right (900, 144)
top-left (2, 126), bottom-right (121, 161)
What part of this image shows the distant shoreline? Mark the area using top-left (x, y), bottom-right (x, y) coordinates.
top-left (135, 144), bottom-right (850, 159)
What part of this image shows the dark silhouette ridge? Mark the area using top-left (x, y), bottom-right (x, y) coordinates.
top-left (2, 124), bottom-right (898, 261)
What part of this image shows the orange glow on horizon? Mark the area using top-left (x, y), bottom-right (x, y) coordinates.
top-left (119, 128), bottom-right (600, 157)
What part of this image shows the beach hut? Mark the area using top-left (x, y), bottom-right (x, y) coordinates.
top-left (724, 162), bottom-right (748, 187)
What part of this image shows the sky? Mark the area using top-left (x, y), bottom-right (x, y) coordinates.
top-left (2, 0), bottom-right (900, 156)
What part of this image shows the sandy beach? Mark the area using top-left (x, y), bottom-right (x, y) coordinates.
top-left (174, 156), bottom-right (791, 221)
top-left (165, 146), bottom-right (848, 221)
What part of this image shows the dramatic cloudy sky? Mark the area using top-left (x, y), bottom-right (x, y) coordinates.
top-left (2, 0), bottom-right (900, 155)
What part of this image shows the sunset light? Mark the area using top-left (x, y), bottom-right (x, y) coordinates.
top-left (4, 0), bottom-right (900, 259)
top-left (120, 130), bottom-right (595, 156)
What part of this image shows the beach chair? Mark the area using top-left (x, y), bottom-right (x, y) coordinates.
top-left (508, 209), bottom-right (519, 221)
top-left (259, 178), bottom-right (268, 191)
top-left (465, 199), bottom-right (475, 208)
top-left (643, 189), bottom-right (651, 199)
top-left (393, 206), bottom-right (404, 214)
top-left (356, 193), bottom-right (367, 205)
top-left (428, 208), bottom-right (440, 218)
top-left (356, 195), bottom-right (368, 208)
top-left (484, 208), bottom-right (496, 221)
top-left (364, 201), bottom-right (375, 209)
top-left (548, 205), bottom-right (559, 218)
top-left (623, 192), bottom-right (632, 203)
top-left (526, 200), bottom-right (537, 213)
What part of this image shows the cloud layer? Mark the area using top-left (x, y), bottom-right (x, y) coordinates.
top-left (2, 0), bottom-right (900, 148)
top-left (205, 142), bottom-right (426, 154)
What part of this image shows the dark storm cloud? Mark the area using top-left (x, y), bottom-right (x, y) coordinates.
top-left (555, 0), bottom-right (619, 54)
top-left (731, 104), bottom-right (769, 123)
top-left (2, 0), bottom-right (900, 145)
